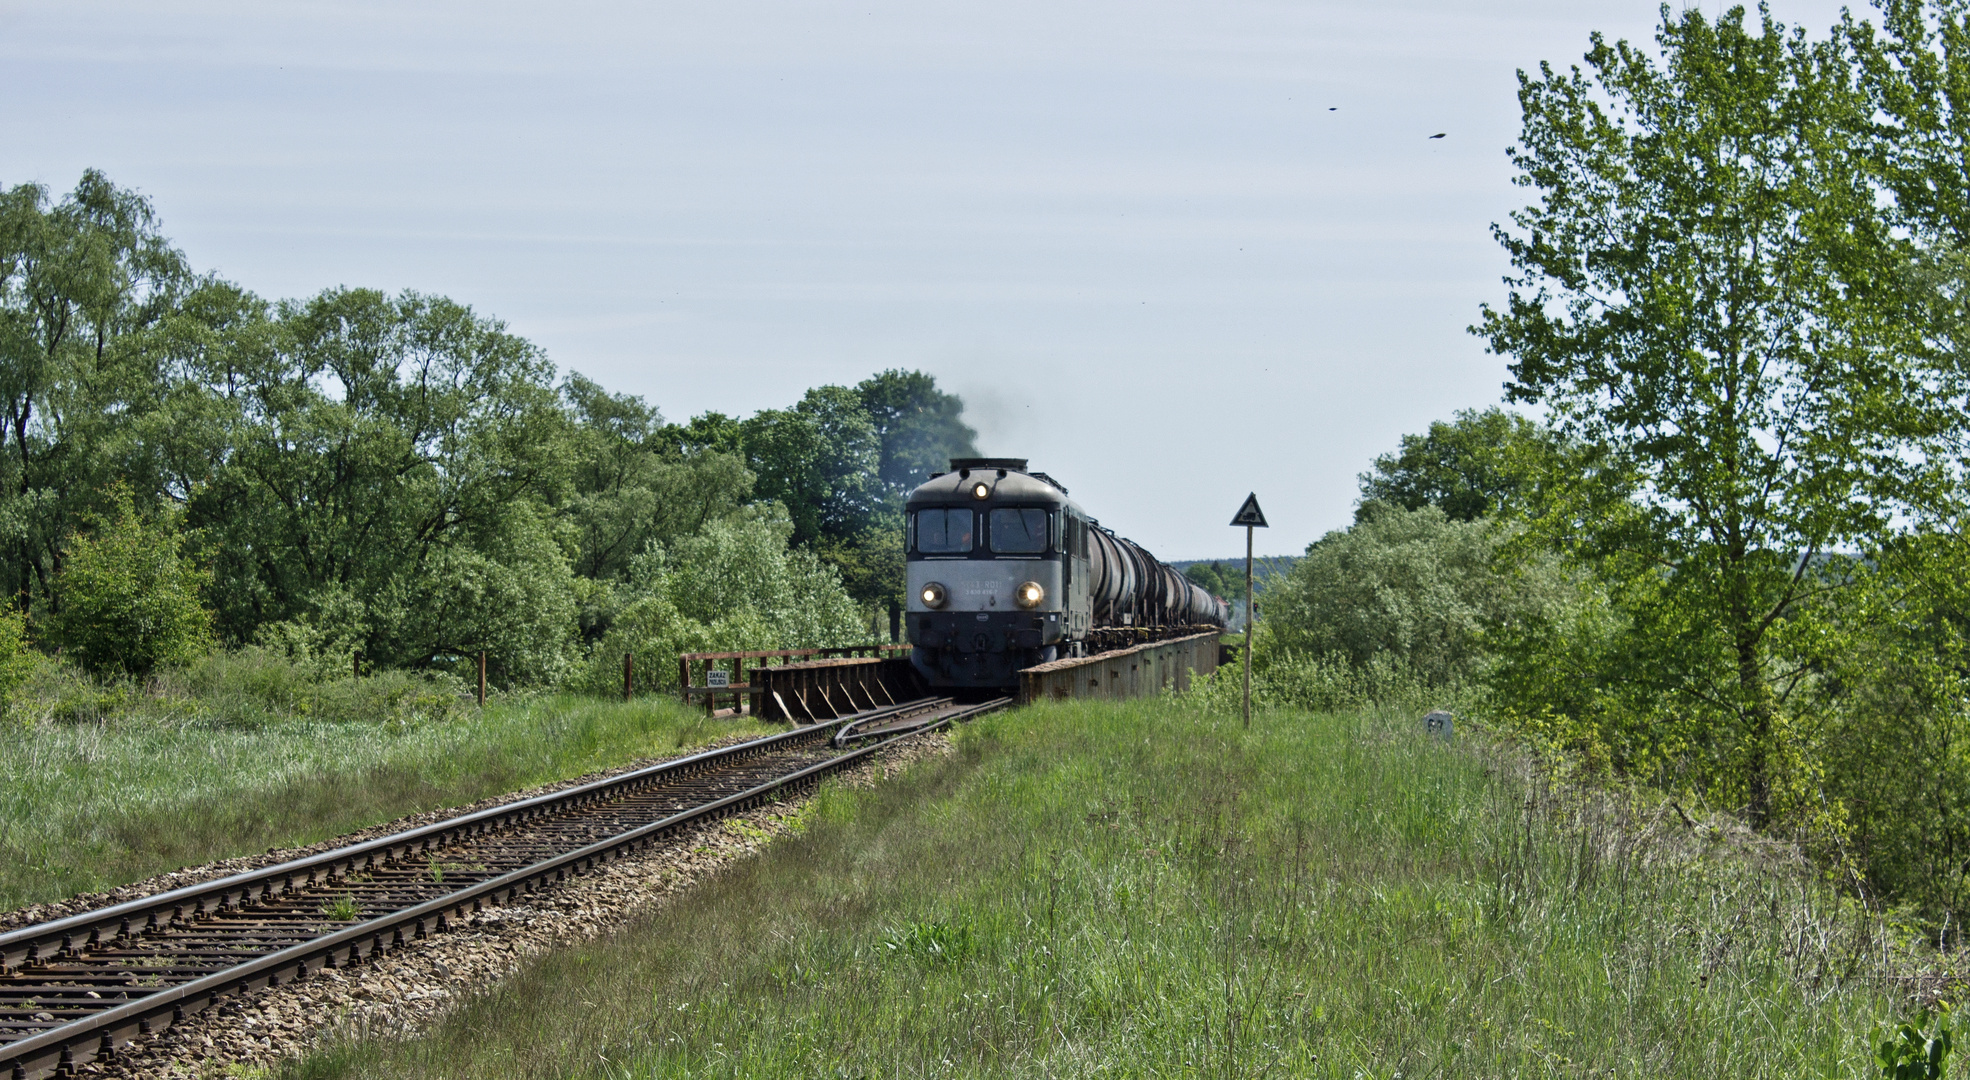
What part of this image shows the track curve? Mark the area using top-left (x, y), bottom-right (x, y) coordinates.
top-left (0, 696), bottom-right (1006, 1079)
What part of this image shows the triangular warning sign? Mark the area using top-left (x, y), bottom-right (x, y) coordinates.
top-left (1229, 493), bottom-right (1268, 528)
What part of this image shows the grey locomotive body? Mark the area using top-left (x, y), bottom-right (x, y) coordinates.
top-left (904, 458), bottom-right (1229, 691)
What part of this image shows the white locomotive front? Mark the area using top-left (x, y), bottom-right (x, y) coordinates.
top-left (905, 458), bottom-right (1228, 692)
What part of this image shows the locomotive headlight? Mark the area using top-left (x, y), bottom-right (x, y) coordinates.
top-left (1015, 580), bottom-right (1045, 609)
top-left (920, 582), bottom-right (948, 609)
top-left (971, 482), bottom-right (990, 500)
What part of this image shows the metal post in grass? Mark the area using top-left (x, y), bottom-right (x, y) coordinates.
top-left (477, 651), bottom-right (486, 706)
top-left (623, 651), bottom-right (634, 703)
top-left (1229, 493), bottom-right (1268, 729)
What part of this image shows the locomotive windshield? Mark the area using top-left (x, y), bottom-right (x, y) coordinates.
top-left (915, 508), bottom-right (974, 553)
top-left (989, 508), bottom-right (1050, 554)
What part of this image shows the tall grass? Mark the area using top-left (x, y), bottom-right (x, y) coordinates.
top-left (287, 699), bottom-right (1905, 1079)
top-left (0, 662), bottom-right (767, 911)
top-left (1191, 643), bottom-right (1470, 717)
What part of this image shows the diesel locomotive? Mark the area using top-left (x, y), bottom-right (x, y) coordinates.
top-left (905, 458), bottom-right (1230, 691)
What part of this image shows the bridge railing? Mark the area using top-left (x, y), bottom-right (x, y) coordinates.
top-left (676, 643), bottom-right (913, 716)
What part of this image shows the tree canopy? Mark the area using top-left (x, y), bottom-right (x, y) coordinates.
top-left (0, 170), bottom-right (979, 682)
top-left (1478, 5), bottom-right (1958, 826)
top-left (1356, 407), bottom-right (1558, 522)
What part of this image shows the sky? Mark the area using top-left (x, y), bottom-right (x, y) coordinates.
top-left (0, 0), bottom-right (1853, 559)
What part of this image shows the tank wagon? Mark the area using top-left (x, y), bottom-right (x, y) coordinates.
top-left (905, 458), bottom-right (1230, 691)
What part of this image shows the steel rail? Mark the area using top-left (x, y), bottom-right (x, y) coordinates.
top-left (834, 698), bottom-right (972, 746)
top-left (0, 696), bottom-right (933, 975)
top-left (1, 695), bottom-right (1005, 1079)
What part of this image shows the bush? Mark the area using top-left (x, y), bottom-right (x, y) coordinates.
top-left (1263, 504), bottom-right (1571, 688)
top-left (0, 608), bottom-right (38, 719)
top-left (47, 495), bottom-right (213, 676)
top-left (3, 645), bottom-right (472, 729)
top-left (569, 507), bottom-right (864, 696)
top-left (167, 647), bottom-right (471, 726)
top-left (370, 501), bottom-right (581, 687)
top-left (1189, 640), bottom-right (1449, 716)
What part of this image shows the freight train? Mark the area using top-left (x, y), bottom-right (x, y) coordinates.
top-left (905, 458), bottom-right (1230, 691)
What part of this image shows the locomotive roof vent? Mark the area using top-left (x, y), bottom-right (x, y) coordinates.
top-left (949, 457), bottom-right (1028, 472)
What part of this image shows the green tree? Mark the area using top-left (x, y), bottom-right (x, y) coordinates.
top-left (576, 506), bottom-right (863, 694)
top-left (190, 287), bottom-right (580, 674)
top-left (1265, 505), bottom-right (1568, 688)
top-left (654, 373), bottom-right (974, 608)
top-left (49, 494), bottom-right (213, 675)
top-left (561, 373), bottom-right (753, 584)
top-left (1183, 562), bottom-right (1224, 598)
top-left (655, 410), bottom-right (745, 457)
top-left (739, 386), bottom-right (881, 551)
top-left (0, 171), bottom-right (227, 618)
top-left (1357, 407), bottom-right (1559, 522)
top-left (853, 369), bottom-right (978, 504)
top-left (1184, 561), bottom-right (1247, 603)
top-left (1852, 1), bottom-right (1970, 247)
top-left (1478, 7), bottom-right (1949, 825)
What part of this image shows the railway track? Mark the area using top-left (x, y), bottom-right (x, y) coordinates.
top-left (0, 695), bottom-right (1008, 1080)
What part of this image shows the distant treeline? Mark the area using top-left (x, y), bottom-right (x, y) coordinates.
top-left (1171, 558), bottom-right (1297, 605)
top-left (0, 171), bottom-right (976, 691)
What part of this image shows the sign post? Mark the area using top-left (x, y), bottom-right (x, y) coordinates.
top-left (1229, 493), bottom-right (1268, 729)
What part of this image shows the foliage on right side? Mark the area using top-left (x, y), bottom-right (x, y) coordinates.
top-left (1244, 3), bottom-right (1970, 935)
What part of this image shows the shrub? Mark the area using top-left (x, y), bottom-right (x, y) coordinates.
top-left (1189, 641), bottom-right (1448, 716)
top-left (1263, 504), bottom-right (1571, 688)
top-left (570, 507), bottom-right (865, 696)
top-left (0, 607), bottom-right (38, 718)
top-left (47, 495), bottom-right (213, 676)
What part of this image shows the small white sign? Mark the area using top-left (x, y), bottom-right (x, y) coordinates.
top-left (706, 670), bottom-right (731, 688)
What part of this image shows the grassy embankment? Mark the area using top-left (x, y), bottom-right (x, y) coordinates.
top-left (1, 663), bottom-right (766, 911)
top-left (289, 697), bottom-right (1904, 1079)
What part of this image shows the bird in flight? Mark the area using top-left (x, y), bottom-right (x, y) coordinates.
top-left (1430, 133), bottom-right (1446, 139)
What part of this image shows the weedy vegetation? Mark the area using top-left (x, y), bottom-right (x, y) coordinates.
top-left (285, 699), bottom-right (1922, 1078)
top-left (0, 671), bottom-right (764, 911)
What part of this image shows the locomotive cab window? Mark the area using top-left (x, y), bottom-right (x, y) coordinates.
top-left (989, 508), bottom-right (1050, 554)
top-left (914, 508), bottom-right (974, 553)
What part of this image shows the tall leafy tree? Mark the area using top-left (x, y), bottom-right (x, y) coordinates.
top-left (1357, 407), bottom-right (1558, 522)
top-left (853, 369), bottom-right (978, 505)
top-left (190, 288), bottom-right (581, 677)
top-left (1268, 504), bottom-right (1569, 688)
top-left (1852, 0), bottom-right (1970, 246)
top-left (0, 171), bottom-right (199, 613)
top-left (739, 386), bottom-right (882, 551)
top-left (1478, 6), bottom-right (1951, 825)
top-left (560, 374), bottom-right (753, 584)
